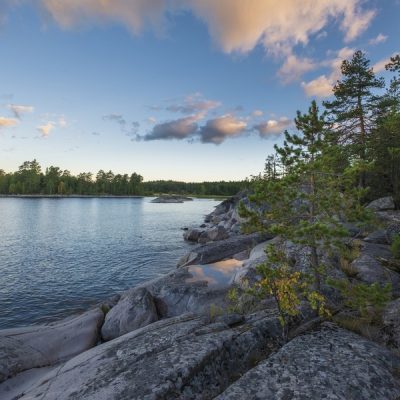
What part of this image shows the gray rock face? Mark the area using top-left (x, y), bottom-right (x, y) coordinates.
top-left (382, 298), bottom-right (400, 349)
top-left (366, 196), bottom-right (395, 211)
top-left (101, 287), bottom-right (158, 341)
top-left (364, 229), bottom-right (389, 244)
top-left (350, 242), bottom-right (400, 293)
top-left (216, 323), bottom-right (400, 400)
top-left (387, 222), bottom-right (400, 244)
top-left (178, 233), bottom-right (271, 267)
top-left (0, 308), bottom-right (104, 383)
top-left (7, 312), bottom-right (283, 400)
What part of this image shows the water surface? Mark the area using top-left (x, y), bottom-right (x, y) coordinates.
top-left (0, 197), bottom-right (219, 329)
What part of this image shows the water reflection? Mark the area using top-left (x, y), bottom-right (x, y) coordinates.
top-left (186, 259), bottom-right (243, 288)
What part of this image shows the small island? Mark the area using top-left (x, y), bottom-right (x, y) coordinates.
top-left (151, 194), bottom-right (194, 203)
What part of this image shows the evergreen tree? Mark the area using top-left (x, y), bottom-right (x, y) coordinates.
top-left (323, 50), bottom-right (385, 187)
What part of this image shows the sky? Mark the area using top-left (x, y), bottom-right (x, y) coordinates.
top-left (0, 0), bottom-right (399, 182)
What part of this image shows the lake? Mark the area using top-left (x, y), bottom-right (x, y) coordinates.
top-left (0, 197), bottom-right (219, 329)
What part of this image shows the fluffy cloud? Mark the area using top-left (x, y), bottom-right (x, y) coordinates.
top-left (188, 0), bottom-right (374, 55)
top-left (38, 1), bottom-right (374, 56)
top-left (37, 121), bottom-right (54, 137)
top-left (278, 55), bottom-right (317, 83)
top-left (373, 55), bottom-right (396, 73)
top-left (302, 75), bottom-right (333, 97)
top-left (254, 117), bottom-right (292, 138)
top-left (142, 114), bottom-right (200, 141)
top-left (199, 114), bottom-right (247, 144)
top-left (0, 116), bottom-right (18, 128)
top-left (369, 33), bottom-right (388, 46)
top-left (8, 104), bottom-right (34, 119)
top-left (301, 47), bottom-right (355, 97)
top-left (251, 110), bottom-right (264, 117)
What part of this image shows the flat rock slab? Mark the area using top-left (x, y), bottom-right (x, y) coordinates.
top-left (216, 323), bottom-right (400, 400)
top-left (0, 308), bottom-right (104, 383)
top-left (178, 233), bottom-right (271, 267)
top-left (11, 312), bottom-right (282, 400)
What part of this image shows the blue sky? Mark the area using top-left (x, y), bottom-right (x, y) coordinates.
top-left (0, 0), bottom-right (399, 181)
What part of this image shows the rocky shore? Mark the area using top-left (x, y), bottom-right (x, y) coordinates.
top-left (1, 195), bottom-right (400, 399)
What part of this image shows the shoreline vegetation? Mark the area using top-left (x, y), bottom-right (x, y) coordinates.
top-left (0, 161), bottom-right (247, 198)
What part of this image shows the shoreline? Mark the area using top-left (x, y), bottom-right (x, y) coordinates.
top-left (0, 194), bottom-right (145, 199)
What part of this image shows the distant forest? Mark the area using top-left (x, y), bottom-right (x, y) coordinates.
top-left (0, 161), bottom-right (248, 197)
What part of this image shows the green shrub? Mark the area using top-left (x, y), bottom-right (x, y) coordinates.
top-left (391, 234), bottom-right (400, 259)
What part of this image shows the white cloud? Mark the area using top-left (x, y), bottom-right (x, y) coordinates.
top-left (8, 104), bottom-right (34, 119)
top-left (199, 114), bottom-right (247, 144)
top-left (38, 1), bottom-right (375, 57)
top-left (373, 56), bottom-right (393, 73)
top-left (301, 47), bottom-right (355, 98)
top-left (58, 115), bottom-right (67, 128)
top-left (278, 54), bottom-right (317, 83)
top-left (141, 113), bottom-right (201, 141)
top-left (37, 121), bottom-right (55, 137)
top-left (369, 33), bottom-right (388, 46)
top-left (0, 116), bottom-right (18, 128)
top-left (254, 117), bottom-right (292, 137)
top-left (302, 75), bottom-right (333, 97)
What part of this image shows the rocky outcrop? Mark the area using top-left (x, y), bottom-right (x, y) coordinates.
top-left (382, 298), bottom-right (400, 349)
top-left (151, 195), bottom-right (193, 203)
top-left (366, 196), bottom-right (395, 211)
top-left (350, 241), bottom-right (400, 294)
top-left (101, 287), bottom-right (158, 341)
top-left (184, 193), bottom-right (247, 243)
top-left (2, 312), bottom-right (283, 400)
top-left (0, 308), bottom-right (104, 383)
top-left (216, 323), bottom-right (400, 400)
top-left (178, 233), bottom-right (271, 267)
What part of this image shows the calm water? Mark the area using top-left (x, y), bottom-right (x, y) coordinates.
top-left (0, 197), bottom-right (219, 329)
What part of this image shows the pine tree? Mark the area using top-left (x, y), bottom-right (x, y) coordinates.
top-left (323, 50), bottom-right (385, 187)
top-left (240, 101), bottom-right (368, 294)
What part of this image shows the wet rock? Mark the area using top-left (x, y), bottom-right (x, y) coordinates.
top-left (0, 308), bottom-right (104, 383)
top-left (178, 233), bottom-right (271, 267)
top-left (366, 196), bottom-right (395, 211)
top-left (7, 312), bottom-right (283, 400)
top-left (184, 228), bottom-right (204, 242)
top-left (101, 287), bottom-right (158, 341)
top-left (216, 323), bottom-right (400, 400)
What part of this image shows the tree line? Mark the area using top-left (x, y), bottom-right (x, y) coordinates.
top-left (0, 162), bottom-right (247, 197)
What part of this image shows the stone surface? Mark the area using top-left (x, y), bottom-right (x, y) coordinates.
top-left (364, 229), bottom-right (389, 244)
top-left (366, 196), bottom-right (395, 211)
top-left (351, 242), bottom-right (400, 293)
top-left (101, 287), bottom-right (158, 341)
top-left (178, 233), bottom-right (271, 267)
top-left (0, 308), bottom-right (104, 383)
top-left (382, 298), bottom-right (400, 349)
top-left (216, 323), bottom-right (400, 400)
top-left (7, 312), bottom-right (282, 400)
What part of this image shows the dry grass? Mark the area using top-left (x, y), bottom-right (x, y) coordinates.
top-left (339, 240), bottom-right (362, 278)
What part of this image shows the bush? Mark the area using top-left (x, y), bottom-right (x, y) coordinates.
top-left (391, 234), bottom-right (400, 259)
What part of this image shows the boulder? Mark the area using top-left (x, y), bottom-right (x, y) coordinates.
top-left (0, 308), bottom-right (104, 383)
top-left (387, 222), bottom-right (400, 244)
top-left (350, 242), bottom-right (400, 292)
top-left (101, 287), bottom-right (158, 341)
top-left (207, 226), bottom-right (230, 242)
top-left (366, 196), bottom-right (395, 211)
top-left (382, 298), bottom-right (400, 349)
top-left (177, 233), bottom-right (272, 267)
top-left (3, 312), bottom-right (283, 400)
top-left (364, 229), bottom-right (389, 244)
top-left (216, 323), bottom-right (400, 400)
top-left (183, 228), bottom-right (204, 242)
